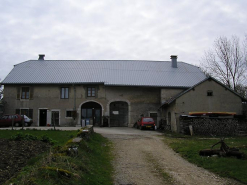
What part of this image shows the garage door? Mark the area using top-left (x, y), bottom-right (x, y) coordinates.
top-left (110, 101), bottom-right (128, 127)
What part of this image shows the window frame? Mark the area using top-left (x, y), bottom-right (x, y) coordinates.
top-left (21, 87), bottom-right (30, 99)
top-left (207, 90), bottom-right (213, 96)
top-left (16, 108), bottom-right (33, 119)
top-left (87, 87), bottom-right (96, 97)
top-left (61, 87), bottom-right (69, 99)
top-left (66, 110), bottom-right (73, 118)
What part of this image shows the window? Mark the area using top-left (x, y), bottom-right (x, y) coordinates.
top-left (66, 110), bottom-right (72, 117)
top-left (61, 87), bottom-right (69, 99)
top-left (207, 90), bottom-right (213, 96)
top-left (21, 109), bottom-right (29, 116)
top-left (21, 87), bottom-right (29, 99)
top-left (16, 109), bottom-right (33, 118)
top-left (66, 110), bottom-right (77, 119)
top-left (87, 87), bottom-right (96, 97)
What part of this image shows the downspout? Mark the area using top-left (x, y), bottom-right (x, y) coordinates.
top-left (73, 84), bottom-right (76, 111)
top-left (73, 84), bottom-right (78, 126)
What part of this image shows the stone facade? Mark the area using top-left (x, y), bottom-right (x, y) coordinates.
top-left (3, 76), bottom-right (244, 131)
top-left (3, 84), bottom-right (161, 127)
top-left (161, 79), bottom-right (244, 132)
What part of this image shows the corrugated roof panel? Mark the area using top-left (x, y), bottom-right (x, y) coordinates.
top-left (2, 60), bottom-right (206, 87)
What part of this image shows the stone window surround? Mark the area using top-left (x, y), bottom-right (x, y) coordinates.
top-left (87, 87), bottom-right (96, 97)
top-left (21, 87), bottom-right (30, 99)
top-left (61, 87), bottom-right (69, 99)
top-left (65, 109), bottom-right (73, 119)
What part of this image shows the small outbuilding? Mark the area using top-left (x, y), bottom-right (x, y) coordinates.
top-left (160, 77), bottom-right (246, 132)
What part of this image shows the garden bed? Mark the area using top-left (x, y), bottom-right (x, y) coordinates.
top-left (0, 139), bottom-right (51, 184)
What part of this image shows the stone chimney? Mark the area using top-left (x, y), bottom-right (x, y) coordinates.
top-left (171, 55), bottom-right (177, 68)
top-left (38, 54), bottom-right (45, 60)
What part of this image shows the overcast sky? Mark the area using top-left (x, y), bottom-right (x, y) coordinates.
top-left (0, 0), bottom-right (246, 81)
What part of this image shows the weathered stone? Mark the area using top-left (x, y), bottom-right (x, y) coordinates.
top-left (72, 137), bottom-right (82, 143)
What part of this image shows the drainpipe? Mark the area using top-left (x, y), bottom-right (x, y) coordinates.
top-left (73, 84), bottom-right (76, 111)
top-left (73, 84), bottom-right (78, 124)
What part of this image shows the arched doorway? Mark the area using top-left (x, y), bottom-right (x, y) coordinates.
top-left (110, 101), bottom-right (128, 127)
top-left (81, 102), bottom-right (102, 126)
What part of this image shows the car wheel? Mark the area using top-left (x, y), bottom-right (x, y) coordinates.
top-left (24, 122), bottom-right (29, 127)
top-left (15, 122), bottom-right (20, 127)
top-left (139, 126), bottom-right (143, 130)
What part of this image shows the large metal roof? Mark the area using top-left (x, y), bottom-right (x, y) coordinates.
top-left (2, 59), bottom-right (206, 87)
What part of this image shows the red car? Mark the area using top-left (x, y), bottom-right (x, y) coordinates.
top-left (0, 114), bottom-right (24, 127)
top-left (137, 117), bottom-right (155, 130)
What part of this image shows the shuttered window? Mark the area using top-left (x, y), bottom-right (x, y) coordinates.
top-left (21, 87), bottom-right (30, 99)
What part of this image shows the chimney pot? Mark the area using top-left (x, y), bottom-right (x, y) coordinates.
top-left (38, 54), bottom-right (45, 60)
top-left (170, 55), bottom-right (177, 68)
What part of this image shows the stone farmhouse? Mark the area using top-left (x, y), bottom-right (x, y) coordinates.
top-left (1, 54), bottom-right (244, 132)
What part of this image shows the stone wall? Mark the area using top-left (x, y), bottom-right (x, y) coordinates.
top-left (180, 116), bottom-right (247, 136)
top-left (3, 84), bottom-right (161, 127)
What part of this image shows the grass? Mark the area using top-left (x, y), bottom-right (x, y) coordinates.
top-left (1, 129), bottom-right (114, 185)
top-left (0, 129), bottom-right (77, 146)
top-left (163, 132), bottom-right (247, 183)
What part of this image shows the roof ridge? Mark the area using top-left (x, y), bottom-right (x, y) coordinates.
top-left (3, 59), bottom-right (207, 87)
top-left (26, 59), bottom-right (186, 62)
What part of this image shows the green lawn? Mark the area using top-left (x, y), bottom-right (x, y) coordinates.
top-left (164, 133), bottom-right (247, 183)
top-left (0, 129), bottom-right (77, 145)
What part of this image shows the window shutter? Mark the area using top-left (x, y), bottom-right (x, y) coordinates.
top-left (30, 87), bottom-right (34, 100)
top-left (16, 87), bottom-right (20, 100)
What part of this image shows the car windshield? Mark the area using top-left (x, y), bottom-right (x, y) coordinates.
top-left (143, 118), bottom-right (154, 122)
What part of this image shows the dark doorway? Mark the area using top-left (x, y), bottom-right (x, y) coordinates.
top-left (150, 113), bottom-right (158, 125)
top-left (52, 111), bottom-right (59, 126)
top-left (39, 109), bottom-right (47, 126)
top-left (168, 112), bottom-right (171, 125)
top-left (81, 102), bottom-right (102, 126)
top-left (110, 101), bottom-right (128, 127)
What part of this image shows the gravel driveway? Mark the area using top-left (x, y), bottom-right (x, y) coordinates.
top-left (95, 127), bottom-right (243, 185)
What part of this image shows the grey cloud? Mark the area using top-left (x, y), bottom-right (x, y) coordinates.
top-left (0, 0), bottom-right (247, 80)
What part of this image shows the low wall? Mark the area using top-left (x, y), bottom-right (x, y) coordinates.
top-left (180, 116), bottom-right (247, 136)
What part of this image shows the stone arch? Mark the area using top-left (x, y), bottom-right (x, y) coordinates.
top-left (79, 101), bottom-right (103, 127)
top-left (109, 100), bottom-right (129, 127)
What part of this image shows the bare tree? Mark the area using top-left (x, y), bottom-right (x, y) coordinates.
top-left (0, 86), bottom-right (3, 100)
top-left (0, 84), bottom-right (4, 117)
top-left (201, 35), bottom-right (247, 93)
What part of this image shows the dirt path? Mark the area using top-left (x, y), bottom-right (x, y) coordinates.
top-left (95, 127), bottom-right (243, 185)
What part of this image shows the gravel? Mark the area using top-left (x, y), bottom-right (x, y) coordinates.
top-left (95, 127), bottom-right (243, 185)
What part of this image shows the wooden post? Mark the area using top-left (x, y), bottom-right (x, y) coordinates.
top-left (12, 116), bottom-right (14, 130)
top-left (22, 116), bottom-right (24, 130)
top-left (52, 112), bottom-right (56, 130)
